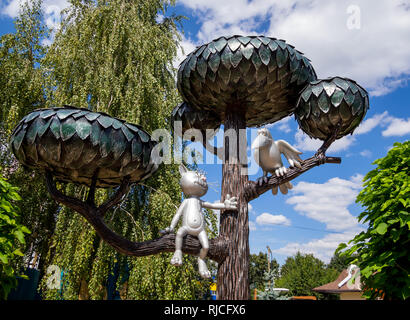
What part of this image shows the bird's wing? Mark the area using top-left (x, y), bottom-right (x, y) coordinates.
top-left (276, 140), bottom-right (303, 168)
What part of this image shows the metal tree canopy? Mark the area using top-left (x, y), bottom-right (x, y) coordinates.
top-left (10, 34), bottom-right (369, 301)
top-left (10, 106), bottom-right (157, 187)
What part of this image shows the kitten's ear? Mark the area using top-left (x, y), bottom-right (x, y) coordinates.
top-left (179, 164), bottom-right (188, 175)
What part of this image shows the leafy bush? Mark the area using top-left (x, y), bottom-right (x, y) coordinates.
top-left (338, 141), bottom-right (410, 300)
top-left (0, 176), bottom-right (30, 300)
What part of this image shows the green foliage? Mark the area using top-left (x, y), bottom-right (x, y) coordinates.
top-left (249, 252), bottom-right (279, 292)
top-left (0, 175), bottom-right (30, 300)
top-left (337, 141), bottom-right (410, 300)
top-left (275, 252), bottom-right (339, 299)
top-left (0, 0), bottom-right (48, 134)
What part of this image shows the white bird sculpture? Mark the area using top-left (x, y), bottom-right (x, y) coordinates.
top-left (251, 128), bottom-right (303, 195)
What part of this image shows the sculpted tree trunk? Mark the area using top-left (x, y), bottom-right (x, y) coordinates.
top-left (218, 110), bottom-right (250, 300)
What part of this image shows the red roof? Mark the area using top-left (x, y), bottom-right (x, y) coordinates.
top-left (313, 269), bottom-right (362, 293)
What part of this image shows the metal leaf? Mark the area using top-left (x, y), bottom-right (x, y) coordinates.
top-left (259, 44), bottom-right (271, 66)
top-left (40, 109), bottom-right (56, 119)
top-left (202, 46), bottom-right (212, 60)
top-left (348, 82), bottom-right (359, 94)
top-left (131, 138), bottom-right (142, 160)
top-left (138, 129), bottom-right (150, 143)
top-left (239, 58), bottom-right (251, 75)
top-left (276, 40), bottom-right (287, 50)
top-left (195, 45), bottom-right (206, 57)
top-left (37, 117), bottom-right (52, 138)
top-left (97, 115), bottom-right (114, 129)
top-left (208, 53), bottom-right (221, 73)
top-left (290, 56), bottom-right (300, 72)
top-left (111, 130), bottom-right (126, 160)
top-left (228, 37), bottom-right (241, 52)
top-left (121, 125), bottom-right (135, 142)
top-left (72, 110), bottom-right (89, 119)
top-left (251, 51), bottom-right (262, 70)
top-left (331, 88), bottom-right (345, 107)
top-left (214, 37), bottom-right (227, 52)
top-left (57, 109), bottom-right (79, 120)
top-left (188, 54), bottom-right (197, 72)
top-left (221, 46), bottom-right (233, 69)
top-left (112, 119), bottom-right (123, 130)
top-left (85, 112), bottom-right (101, 121)
top-left (323, 82), bottom-right (337, 97)
top-left (351, 94), bottom-right (363, 115)
top-left (276, 48), bottom-right (288, 68)
top-left (12, 125), bottom-right (26, 151)
top-left (255, 65), bottom-right (268, 82)
top-left (24, 110), bottom-right (41, 123)
top-left (318, 91), bottom-right (330, 113)
top-left (76, 117), bottom-right (92, 140)
top-left (242, 43), bottom-right (254, 60)
top-left (50, 117), bottom-right (61, 139)
top-left (339, 102), bottom-right (352, 122)
top-left (195, 56), bottom-right (207, 79)
top-left (207, 41), bottom-right (217, 54)
top-left (99, 127), bottom-right (112, 158)
top-left (231, 49), bottom-right (243, 68)
top-left (26, 120), bottom-right (39, 145)
top-left (218, 65), bottom-right (231, 85)
top-left (259, 36), bottom-right (271, 46)
top-left (90, 121), bottom-right (102, 146)
top-left (303, 100), bottom-right (311, 118)
top-left (311, 84), bottom-right (324, 97)
top-left (311, 99), bottom-right (320, 117)
top-left (328, 107), bottom-right (340, 126)
top-left (268, 40), bottom-right (278, 52)
top-left (25, 141), bottom-right (38, 162)
top-left (333, 77), bottom-right (349, 91)
top-left (238, 36), bottom-right (251, 45)
top-left (297, 68), bottom-right (309, 86)
top-left (301, 87), bottom-right (313, 102)
top-left (250, 37), bottom-right (261, 49)
top-left (343, 89), bottom-right (356, 106)
top-left (60, 117), bottom-right (77, 141)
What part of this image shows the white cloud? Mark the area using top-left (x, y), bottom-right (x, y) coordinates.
top-left (286, 174), bottom-right (363, 231)
top-left (382, 117), bottom-right (410, 137)
top-left (293, 111), bottom-right (410, 153)
top-left (271, 174), bottom-right (366, 262)
top-left (294, 129), bottom-right (356, 153)
top-left (256, 213), bottom-right (291, 226)
top-left (359, 149), bottom-right (372, 158)
top-left (267, 117), bottom-right (293, 133)
top-left (178, 0), bottom-right (410, 97)
top-left (272, 230), bottom-right (359, 263)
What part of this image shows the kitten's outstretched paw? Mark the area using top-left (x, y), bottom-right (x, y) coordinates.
top-left (198, 258), bottom-right (211, 279)
top-left (170, 250), bottom-right (183, 266)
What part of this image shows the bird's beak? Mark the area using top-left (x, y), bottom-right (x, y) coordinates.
top-left (251, 134), bottom-right (271, 150)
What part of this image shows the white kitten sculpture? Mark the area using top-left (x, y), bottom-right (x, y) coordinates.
top-left (162, 164), bottom-right (238, 279)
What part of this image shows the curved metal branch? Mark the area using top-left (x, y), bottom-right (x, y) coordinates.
top-left (44, 171), bottom-right (228, 263)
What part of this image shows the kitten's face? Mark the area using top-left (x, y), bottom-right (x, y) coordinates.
top-left (179, 167), bottom-right (208, 197)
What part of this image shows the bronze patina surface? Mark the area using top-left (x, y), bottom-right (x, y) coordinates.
top-left (177, 35), bottom-right (317, 127)
top-left (10, 106), bottom-right (157, 187)
top-left (295, 77), bottom-right (369, 140)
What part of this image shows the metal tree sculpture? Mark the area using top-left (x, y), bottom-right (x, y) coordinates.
top-left (173, 35), bottom-right (369, 300)
top-left (10, 35), bottom-right (369, 301)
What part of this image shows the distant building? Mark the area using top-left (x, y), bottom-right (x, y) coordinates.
top-left (313, 265), bottom-right (365, 300)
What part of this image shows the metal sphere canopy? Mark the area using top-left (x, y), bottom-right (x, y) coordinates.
top-left (10, 106), bottom-right (157, 187)
top-left (177, 35), bottom-right (317, 127)
top-left (295, 77), bottom-right (369, 140)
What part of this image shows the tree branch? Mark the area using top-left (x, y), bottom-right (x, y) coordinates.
top-left (44, 171), bottom-right (229, 263)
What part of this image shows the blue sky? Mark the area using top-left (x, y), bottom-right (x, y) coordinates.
top-left (1, 0), bottom-right (409, 265)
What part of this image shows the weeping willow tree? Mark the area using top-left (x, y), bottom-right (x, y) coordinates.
top-left (1, 0), bottom-right (216, 300)
top-left (36, 0), bottom-right (217, 300)
top-left (0, 0), bottom-right (58, 281)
